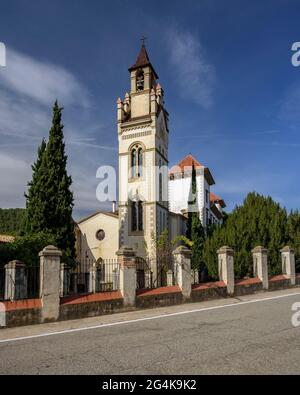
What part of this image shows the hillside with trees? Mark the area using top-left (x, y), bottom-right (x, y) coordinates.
top-left (0, 208), bottom-right (25, 235)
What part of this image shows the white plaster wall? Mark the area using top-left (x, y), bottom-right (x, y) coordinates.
top-left (77, 214), bottom-right (119, 261)
top-left (169, 173), bottom-right (208, 226)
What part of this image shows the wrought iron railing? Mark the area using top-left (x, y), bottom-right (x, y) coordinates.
top-left (136, 256), bottom-right (177, 290)
top-left (62, 258), bottom-right (120, 296)
top-left (0, 265), bottom-right (40, 302)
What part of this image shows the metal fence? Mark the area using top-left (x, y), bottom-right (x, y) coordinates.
top-left (136, 256), bottom-right (177, 290)
top-left (62, 258), bottom-right (120, 296)
top-left (0, 265), bottom-right (40, 302)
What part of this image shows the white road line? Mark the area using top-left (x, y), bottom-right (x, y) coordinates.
top-left (1, 291), bottom-right (300, 345)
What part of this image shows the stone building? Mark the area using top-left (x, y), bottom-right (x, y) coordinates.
top-left (76, 43), bottom-right (225, 264)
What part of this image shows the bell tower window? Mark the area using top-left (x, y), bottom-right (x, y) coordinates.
top-left (131, 200), bottom-right (144, 232)
top-left (130, 144), bottom-right (143, 178)
top-left (131, 148), bottom-right (137, 178)
top-left (136, 70), bottom-right (144, 91)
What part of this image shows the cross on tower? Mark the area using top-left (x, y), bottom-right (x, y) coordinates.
top-left (141, 36), bottom-right (147, 46)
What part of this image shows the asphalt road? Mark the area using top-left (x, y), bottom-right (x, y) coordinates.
top-left (1, 288), bottom-right (300, 375)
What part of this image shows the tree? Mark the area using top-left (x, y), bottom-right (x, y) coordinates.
top-left (190, 213), bottom-right (206, 270)
top-left (0, 208), bottom-right (26, 235)
top-left (203, 192), bottom-right (289, 279)
top-left (24, 139), bottom-right (47, 233)
top-left (25, 102), bottom-right (75, 257)
top-left (287, 210), bottom-right (300, 271)
top-left (0, 232), bottom-right (55, 268)
top-left (186, 163), bottom-right (206, 270)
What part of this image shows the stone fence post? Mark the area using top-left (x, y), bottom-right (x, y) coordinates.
top-left (173, 246), bottom-right (192, 300)
top-left (4, 260), bottom-right (27, 301)
top-left (217, 246), bottom-right (235, 295)
top-left (88, 261), bottom-right (97, 294)
top-left (39, 245), bottom-right (62, 323)
top-left (252, 246), bottom-right (268, 290)
top-left (117, 246), bottom-right (136, 307)
top-left (280, 246), bottom-right (296, 286)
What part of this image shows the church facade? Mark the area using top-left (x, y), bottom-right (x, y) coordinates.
top-left (76, 44), bottom-right (225, 264)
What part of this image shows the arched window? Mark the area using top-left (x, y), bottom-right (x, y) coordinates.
top-left (131, 200), bottom-right (143, 232)
top-left (131, 148), bottom-right (137, 178)
top-left (130, 144), bottom-right (143, 178)
top-left (136, 70), bottom-right (144, 91)
top-left (138, 148), bottom-right (143, 177)
top-left (159, 173), bottom-right (162, 201)
top-left (138, 201), bottom-right (143, 231)
top-left (131, 201), bottom-right (137, 232)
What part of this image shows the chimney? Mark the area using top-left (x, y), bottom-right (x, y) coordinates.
top-left (112, 201), bottom-right (117, 213)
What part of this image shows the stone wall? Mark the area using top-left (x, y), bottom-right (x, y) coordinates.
top-left (136, 286), bottom-right (183, 309)
top-left (234, 278), bottom-right (264, 297)
top-left (3, 299), bottom-right (41, 328)
top-left (268, 275), bottom-right (293, 291)
top-left (191, 282), bottom-right (227, 302)
top-left (59, 292), bottom-right (124, 321)
top-left (1, 244), bottom-right (300, 329)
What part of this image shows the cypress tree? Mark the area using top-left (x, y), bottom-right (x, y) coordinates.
top-left (25, 102), bottom-right (75, 257)
top-left (43, 101), bottom-right (75, 257)
top-left (186, 163), bottom-right (206, 270)
top-left (190, 211), bottom-right (206, 270)
top-left (24, 138), bottom-right (47, 233)
top-left (187, 163), bottom-right (197, 240)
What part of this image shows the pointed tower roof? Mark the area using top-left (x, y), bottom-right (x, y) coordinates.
top-left (128, 43), bottom-right (158, 79)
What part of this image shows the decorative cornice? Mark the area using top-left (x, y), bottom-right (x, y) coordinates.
top-left (122, 130), bottom-right (152, 140)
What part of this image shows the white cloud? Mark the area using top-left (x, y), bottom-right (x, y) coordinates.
top-left (0, 48), bottom-right (90, 107)
top-left (166, 28), bottom-right (216, 109)
top-left (0, 48), bottom-right (116, 215)
top-left (0, 153), bottom-right (31, 208)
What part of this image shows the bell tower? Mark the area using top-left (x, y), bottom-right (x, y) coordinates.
top-left (117, 41), bottom-right (169, 261)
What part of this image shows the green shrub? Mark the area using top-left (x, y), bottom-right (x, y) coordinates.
top-left (0, 232), bottom-right (55, 268)
top-left (204, 192), bottom-right (289, 279)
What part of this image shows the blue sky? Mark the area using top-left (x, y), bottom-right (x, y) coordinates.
top-left (0, 0), bottom-right (299, 219)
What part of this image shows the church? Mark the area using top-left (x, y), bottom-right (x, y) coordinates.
top-left (76, 43), bottom-right (226, 265)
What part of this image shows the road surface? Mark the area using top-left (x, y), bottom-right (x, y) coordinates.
top-left (1, 288), bottom-right (300, 374)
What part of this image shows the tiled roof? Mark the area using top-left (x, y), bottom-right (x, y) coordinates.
top-left (129, 44), bottom-right (150, 70)
top-left (77, 211), bottom-right (119, 225)
top-left (169, 154), bottom-right (203, 174)
top-left (210, 192), bottom-right (226, 208)
top-left (0, 234), bottom-right (15, 243)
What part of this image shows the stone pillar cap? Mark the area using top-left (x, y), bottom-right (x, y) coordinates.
top-left (280, 246), bottom-right (294, 253)
top-left (173, 245), bottom-right (192, 257)
top-left (116, 245), bottom-right (136, 257)
top-left (39, 245), bottom-right (62, 257)
top-left (5, 260), bottom-right (26, 269)
top-left (217, 246), bottom-right (234, 255)
top-left (251, 246), bottom-right (268, 254)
